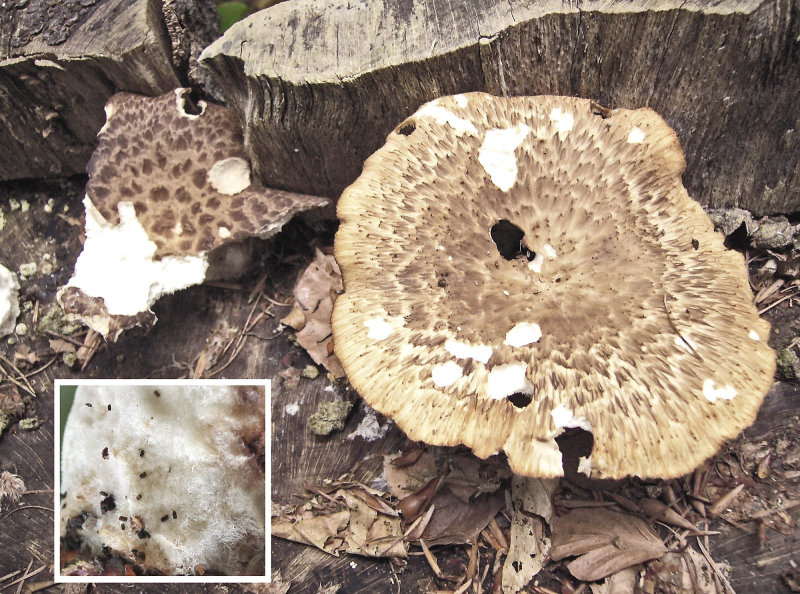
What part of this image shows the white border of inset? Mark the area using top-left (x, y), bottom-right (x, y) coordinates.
top-left (54, 378), bottom-right (271, 584)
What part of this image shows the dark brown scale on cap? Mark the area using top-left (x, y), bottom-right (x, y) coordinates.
top-left (332, 93), bottom-right (776, 480)
top-left (83, 89), bottom-right (329, 259)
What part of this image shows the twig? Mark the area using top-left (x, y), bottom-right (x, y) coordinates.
top-left (745, 499), bottom-right (800, 520)
top-left (759, 292), bottom-right (797, 315)
top-left (419, 539), bottom-right (443, 578)
top-left (0, 505), bottom-right (53, 523)
top-left (0, 571), bottom-right (21, 586)
top-left (44, 329), bottom-right (85, 347)
top-left (696, 539), bottom-right (735, 594)
top-left (0, 354), bottom-right (35, 396)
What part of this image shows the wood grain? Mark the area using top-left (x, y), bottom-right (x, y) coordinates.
top-left (0, 0), bottom-right (220, 181)
top-left (201, 0), bottom-right (800, 214)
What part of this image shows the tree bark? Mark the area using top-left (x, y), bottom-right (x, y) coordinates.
top-left (0, 0), bottom-right (219, 181)
top-left (201, 0), bottom-right (800, 215)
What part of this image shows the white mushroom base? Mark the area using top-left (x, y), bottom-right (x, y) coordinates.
top-left (60, 384), bottom-right (265, 576)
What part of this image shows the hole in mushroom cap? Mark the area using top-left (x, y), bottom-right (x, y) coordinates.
top-left (396, 121), bottom-right (416, 136)
top-left (490, 220), bottom-right (535, 261)
top-left (556, 427), bottom-right (594, 479)
top-left (507, 392), bottom-right (532, 409)
top-left (181, 88), bottom-right (204, 116)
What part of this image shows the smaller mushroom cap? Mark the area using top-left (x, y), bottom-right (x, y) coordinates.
top-left (58, 89), bottom-right (328, 338)
top-left (332, 93), bottom-right (776, 479)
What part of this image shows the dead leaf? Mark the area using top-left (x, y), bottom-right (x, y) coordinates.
top-left (589, 566), bottom-right (639, 594)
top-left (644, 547), bottom-right (725, 593)
top-left (14, 344), bottom-right (38, 365)
top-left (271, 483), bottom-right (406, 559)
top-left (49, 338), bottom-right (76, 353)
top-left (550, 507), bottom-right (667, 582)
top-left (385, 447), bottom-right (511, 546)
top-left (283, 249), bottom-right (345, 378)
top-left (502, 476), bottom-right (558, 593)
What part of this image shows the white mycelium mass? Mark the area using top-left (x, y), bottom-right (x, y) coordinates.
top-left (416, 104), bottom-right (478, 135)
top-left (504, 322), bottom-right (542, 348)
top-left (487, 362), bottom-right (534, 400)
top-left (66, 197), bottom-right (208, 318)
top-left (60, 384), bottom-right (265, 575)
top-left (478, 125), bottom-right (531, 191)
top-left (0, 264), bottom-right (20, 338)
top-left (543, 244), bottom-right (558, 258)
top-left (703, 379), bottom-right (738, 402)
top-left (432, 361), bottom-right (464, 387)
top-left (364, 316), bottom-right (393, 340)
top-left (444, 338), bottom-right (493, 363)
top-left (627, 126), bottom-right (646, 144)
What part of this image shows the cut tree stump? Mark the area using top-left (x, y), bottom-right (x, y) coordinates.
top-left (0, 0), bottom-right (219, 181)
top-left (200, 0), bottom-right (800, 214)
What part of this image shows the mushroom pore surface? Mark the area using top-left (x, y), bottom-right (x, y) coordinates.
top-left (332, 93), bottom-right (776, 479)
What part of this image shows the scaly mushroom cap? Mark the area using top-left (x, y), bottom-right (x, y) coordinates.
top-left (332, 93), bottom-right (776, 479)
top-left (58, 89), bottom-right (328, 338)
top-left (88, 89), bottom-right (328, 256)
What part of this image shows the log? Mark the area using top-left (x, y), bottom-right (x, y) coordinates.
top-left (200, 0), bottom-right (800, 215)
top-left (0, 0), bottom-right (219, 181)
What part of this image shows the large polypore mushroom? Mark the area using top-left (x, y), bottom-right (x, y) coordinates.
top-left (58, 89), bottom-right (328, 339)
top-left (332, 93), bottom-right (776, 479)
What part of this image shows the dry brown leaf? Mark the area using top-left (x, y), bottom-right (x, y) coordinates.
top-left (271, 484), bottom-right (406, 559)
top-left (589, 566), bottom-right (639, 594)
top-left (283, 249), bottom-right (345, 377)
top-left (550, 507), bottom-right (667, 582)
top-left (385, 447), bottom-right (510, 546)
top-left (502, 476), bottom-right (558, 593)
top-left (49, 338), bottom-right (77, 353)
top-left (13, 344), bottom-right (38, 365)
top-left (385, 448), bottom-right (438, 499)
top-left (644, 547), bottom-right (725, 593)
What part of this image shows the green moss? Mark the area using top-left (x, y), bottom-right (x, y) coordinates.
top-left (308, 400), bottom-right (353, 436)
top-left (777, 348), bottom-right (800, 380)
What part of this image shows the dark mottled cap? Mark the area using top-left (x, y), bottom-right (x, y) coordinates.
top-left (332, 93), bottom-right (775, 479)
top-left (87, 89), bottom-right (328, 258)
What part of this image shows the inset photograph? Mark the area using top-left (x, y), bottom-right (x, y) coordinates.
top-left (55, 380), bottom-right (269, 582)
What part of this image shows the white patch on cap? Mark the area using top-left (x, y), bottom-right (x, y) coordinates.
top-left (208, 157), bottom-right (251, 195)
top-left (218, 226), bottom-right (232, 239)
top-left (454, 94), bottom-right (468, 108)
top-left (445, 338), bottom-right (493, 363)
top-left (174, 88), bottom-right (206, 119)
top-left (364, 317), bottom-right (392, 340)
top-left (64, 197), bottom-right (208, 317)
top-left (703, 379), bottom-right (737, 402)
top-left (551, 404), bottom-right (592, 431)
top-left (98, 103), bottom-right (115, 136)
top-left (528, 252), bottom-right (545, 273)
top-left (416, 104), bottom-right (478, 135)
top-left (674, 334), bottom-right (698, 354)
top-left (627, 126), bottom-right (646, 144)
top-left (479, 125), bottom-right (531, 192)
top-left (432, 361), bottom-right (464, 387)
top-left (748, 330), bottom-right (760, 341)
top-left (487, 362), bottom-right (534, 400)
top-left (549, 108), bottom-right (574, 138)
top-left (543, 244), bottom-right (558, 258)
top-left (172, 221), bottom-right (183, 236)
top-left (504, 322), bottom-right (542, 347)
top-left (577, 456), bottom-right (592, 477)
